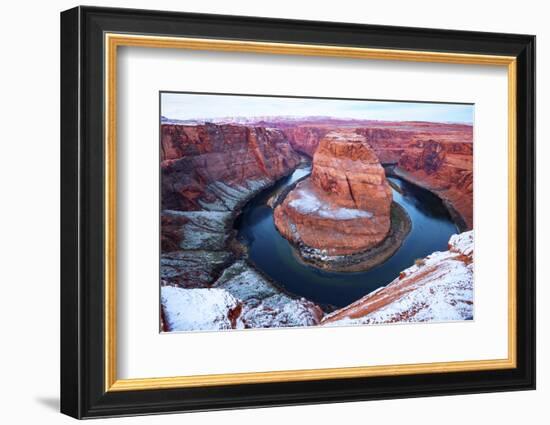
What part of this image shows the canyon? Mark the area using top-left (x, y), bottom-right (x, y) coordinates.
top-left (159, 117), bottom-right (474, 332)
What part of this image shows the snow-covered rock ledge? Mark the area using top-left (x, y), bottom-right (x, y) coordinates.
top-left (160, 177), bottom-right (289, 288)
top-left (161, 261), bottom-right (323, 332)
top-left (321, 231), bottom-right (474, 326)
top-left (161, 231), bottom-right (474, 331)
top-left (161, 286), bottom-right (243, 331)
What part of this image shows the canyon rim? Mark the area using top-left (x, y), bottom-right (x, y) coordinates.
top-left (159, 92), bottom-right (474, 332)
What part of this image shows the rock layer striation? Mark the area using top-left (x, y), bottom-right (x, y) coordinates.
top-left (161, 123), bottom-right (301, 211)
top-left (393, 139), bottom-right (473, 230)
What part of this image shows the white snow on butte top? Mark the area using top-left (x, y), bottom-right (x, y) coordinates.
top-left (289, 187), bottom-right (372, 220)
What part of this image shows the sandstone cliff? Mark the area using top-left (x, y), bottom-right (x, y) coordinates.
top-left (321, 231), bottom-right (474, 325)
top-left (393, 139), bottom-right (473, 230)
top-left (274, 131), bottom-right (393, 256)
top-left (160, 123), bottom-right (303, 287)
top-left (161, 123), bottom-right (301, 211)
top-left (281, 126), bottom-right (330, 156)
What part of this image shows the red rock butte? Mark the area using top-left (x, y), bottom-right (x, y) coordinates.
top-left (274, 131), bottom-right (393, 256)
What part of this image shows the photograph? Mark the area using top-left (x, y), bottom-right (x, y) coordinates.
top-left (57, 4), bottom-right (536, 419)
top-left (159, 92), bottom-right (475, 332)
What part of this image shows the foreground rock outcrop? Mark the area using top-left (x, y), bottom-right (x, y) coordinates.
top-left (322, 231), bottom-right (474, 325)
top-left (162, 230), bottom-right (474, 331)
top-left (213, 261), bottom-right (324, 328)
top-left (161, 286), bottom-right (243, 331)
top-left (274, 131), bottom-right (393, 256)
top-left (161, 261), bottom-right (323, 332)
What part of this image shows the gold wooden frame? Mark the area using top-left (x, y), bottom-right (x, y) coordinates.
top-left (104, 33), bottom-right (517, 392)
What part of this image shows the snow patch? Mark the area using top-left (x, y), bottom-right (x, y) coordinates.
top-left (449, 230), bottom-right (474, 257)
top-left (163, 210), bottom-right (232, 250)
top-left (289, 187), bottom-right (372, 219)
top-left (161, 286), bottom-right (243, 332)
top-left (199, 179), bottom-right (271, 212)
top-left (160, 250), bottom-right (231, 288)
top-left (242, 299), bottom-right (321, 328)
top-left (213, 261), bottom-right (322, 328)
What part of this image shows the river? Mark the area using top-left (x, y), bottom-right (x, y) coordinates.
top-left (235, 166), bottom-right (458, 308)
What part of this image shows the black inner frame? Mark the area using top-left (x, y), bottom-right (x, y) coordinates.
top-left (60, 6), bottom-right (535, 419)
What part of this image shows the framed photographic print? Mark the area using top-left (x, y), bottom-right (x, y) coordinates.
top-left (60, 6), bottom-right (536, 419)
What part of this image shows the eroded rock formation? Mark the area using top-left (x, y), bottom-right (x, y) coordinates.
top-left (160, 261), bottom-right (324, 332)
top-left (393, 139), bottom-right (473, 230)
top-left (213, 261), bottom-right (324, 328)
top-left (281, 126), bottom-right (330, 156)
top-left (321, 231), bottom-right (474, 325)
top-left (161, 286), bottom-right (243, 331)
top-left (161, 123), bottom-right (301, 211)
top-left (274, 131), bottom-right (393, 256)
top-left (160, 122), bottom-right (303, 290)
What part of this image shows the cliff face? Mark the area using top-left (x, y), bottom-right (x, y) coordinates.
top-left (281, 126), bottom-right (330, 156)
top-left (161, 123), bottom-right (301, 211)
top-left (311, 132), bottom-right (393, 215)
top-left (394, 139), bottom-right (473, 230)
top-left (274, 131), bottom-right (393, 256)
top-left (321, 231), bottom-right (474, 325)
top-left (355, 122), bottom-right (472, 162)
top-left (160, 122), bottom-right (302, 269)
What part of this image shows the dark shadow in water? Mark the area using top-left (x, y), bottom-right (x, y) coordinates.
top-left (388, 177), bottom-right (450, 218)
top-left (236, 169), bottom-right (458, 308)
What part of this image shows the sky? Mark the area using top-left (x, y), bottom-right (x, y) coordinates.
top-left (161, 92), bottom-right (474, 124)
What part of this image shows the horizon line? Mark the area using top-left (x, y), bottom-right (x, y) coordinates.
top-left (160, 115), bottom-right (474, 126)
